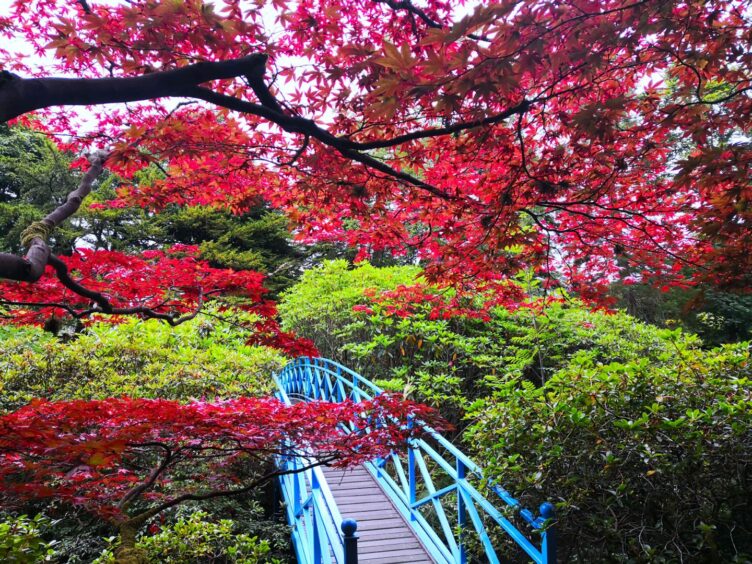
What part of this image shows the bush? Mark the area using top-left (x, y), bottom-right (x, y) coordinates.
top-left (467, 342), bottom-right (752, 562)
top-left (0, 312), bottom-right (286, 412)
top-left (280, 261), bottom-right (752, 561)
top-left (0, 514), bottom-right (56, 563)
top-left (278, 259), bottom-right (420, 358)
top-left (94, 511), bottom-right (280, 563)
top-left (0, 312), bottom-right (291, 561)
top-left (279, 261), bottom-right (701, 423)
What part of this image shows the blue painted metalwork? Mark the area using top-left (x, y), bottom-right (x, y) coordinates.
top-left (275, 356), bottom-right (557, 564)
top-left (276, 383), bottom-right (355, 564)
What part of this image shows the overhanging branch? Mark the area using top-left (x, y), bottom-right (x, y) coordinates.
top-left (0, 54), bottom-right (268, 123)
top-left (0, 152), bottom-right (106, 283)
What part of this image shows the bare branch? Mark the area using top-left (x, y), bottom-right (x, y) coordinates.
top-left (122, 456), bottom-right (337, 528)
top-left (0, 152), bottom-right (106, 283)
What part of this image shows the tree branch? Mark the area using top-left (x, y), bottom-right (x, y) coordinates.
top-left (121, 456), bottom-right (336, 529)
top-left (0, 152), bottom-right (106, 282)
top-left (372, 0), bottom-right (491, 42)
top-left (118, 445), bottom-right (173, 510)
top-left (342, 99), bottom-right (531, 150)
top-left (0, 54), bottom-right (268, 123)
top-left (184, 86), bottom-right (457, 200)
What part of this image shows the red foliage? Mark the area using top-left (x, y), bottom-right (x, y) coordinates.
top-left (0, 245), bottom-right (262, 322)
top-left (0, 0), bottom-right (751, 301)
top-left (0, 395), bottom-right (444, 521)
top-left (0, 245), bottom-right (315, 355)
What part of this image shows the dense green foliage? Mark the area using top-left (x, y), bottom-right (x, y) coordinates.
top-left (280, 261), bottom-right (701, 419)
top-left (0, 514), bottom-right (57, 563)
top-left (279, 260), bottom-right (421, 357)
top-left (0, 310), bottom-right (285, 413)
top-left (280, 260), bottom-right (752, 562)
top-left (612, 282), bottom-right (752, 347)
top-left (94, 512), bottom-right (280, 564)
top-left (0, 125), bottom-right (84, 254)
top-left (84, 187), bottom-right (307, 295)
top-left (468, 342), bottom-right (752, 562)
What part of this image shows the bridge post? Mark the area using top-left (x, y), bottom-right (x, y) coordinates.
top-left (539, 502), bottom-right (557, 564)
top-left (312, 471), bottom-right (322, 563)
top-left (342, 519), bottom-right (359, 564)
top-left (292, 459), bottom-right (302, 515)
top-left (456, 458), bottom-right (468, 564)
top-left (407, 418), bottom-right (417, 520)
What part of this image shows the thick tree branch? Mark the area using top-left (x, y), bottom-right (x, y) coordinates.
top-left (0, 150), bottom-right (204, 325)
top-left (43, 151), bottom-right (107, 227)
top-left (0, 54), bottom-right (268, 123)
top-left (0, 152), bottom-right (106, 282)
top-left (118, 445), bottom-right (173, 511)
top-left (0, 54), bottom-right (523, 201)
top-left (0, 54), bottom-right (532, 202)
top-left (37, 257), bottom-right (207, 324)
top-left (121, 456), bottom-right (336, 529)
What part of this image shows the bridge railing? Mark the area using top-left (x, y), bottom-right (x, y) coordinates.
top-left (275, 384), bottom-right (357, 564)
top-left (276, 356), bottom-right (557, 564)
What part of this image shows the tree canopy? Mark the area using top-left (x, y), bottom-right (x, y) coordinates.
top-left (0, 394), bottom-right (442, 559)
top-left (0, 0), bottom-right (749, 316)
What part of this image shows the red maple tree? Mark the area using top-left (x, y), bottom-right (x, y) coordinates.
top-left (0, 0), bottom-right (748, 313)
top-left (0, 395), bottom-right (443, 559)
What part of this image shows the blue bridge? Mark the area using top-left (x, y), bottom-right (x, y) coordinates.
top-left (275, 357), bottom-right (557, 564)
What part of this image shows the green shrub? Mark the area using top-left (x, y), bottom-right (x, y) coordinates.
top-left (278, 259), bottom-right (420, 358)
top-left (280, 261), bottom-right (752, 561)
top-left (467, 342), bottom-right (752, 562)
top-left (94, 511), bottom-right (280, 563)
top-left (280, 261), bottom-right (700, 421)
top-left (0, 311), bottom-right (286, 412)
top-left (0, 515), bottom-right (56, 563)
top-left (0, 311), bottom-right (291, 561)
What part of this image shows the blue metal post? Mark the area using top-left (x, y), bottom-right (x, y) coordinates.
top-left (539, 502), bottom-right (557, 564)
top-left (342, 519), bottom-right (359, 564)
top-left (408, 445), bottom-right (417, 520)
top-left (292, 461), bottom-right (301, 515)
top-left (456, 458), bottom-right (468, 564)
top-left (312, 471), bottom-right (322, 563)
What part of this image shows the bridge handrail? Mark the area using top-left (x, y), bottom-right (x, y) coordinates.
top-left (275, 382), bottom-right (350, 564)
top-left (276, 356), bottom-right (557, 564)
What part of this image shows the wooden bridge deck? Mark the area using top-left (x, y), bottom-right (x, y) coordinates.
top-left (322, 465), bottom-right (434, 564)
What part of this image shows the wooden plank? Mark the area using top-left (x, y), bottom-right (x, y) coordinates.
top-left (337, 502), bottom-right (397, 512)
top-left (359, 539), bottom-right (424, 550)
top-left (337, 496), bottom-right (393, 504)
top-left (328, 483), bottom-right (384, 491)
top-left (357, 527), bottom-right (413, 537)
top-left (320, 462), bottom-right (435, 563)
top-left (339, 509), bottom-right (400, 520)
top-left (360, 550), bottom-right (434, 563)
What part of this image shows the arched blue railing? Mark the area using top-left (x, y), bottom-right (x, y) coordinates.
top-left (275, 357), bottom-right (557, 564)
top-left (275, 383), bottom-right (358, 564)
